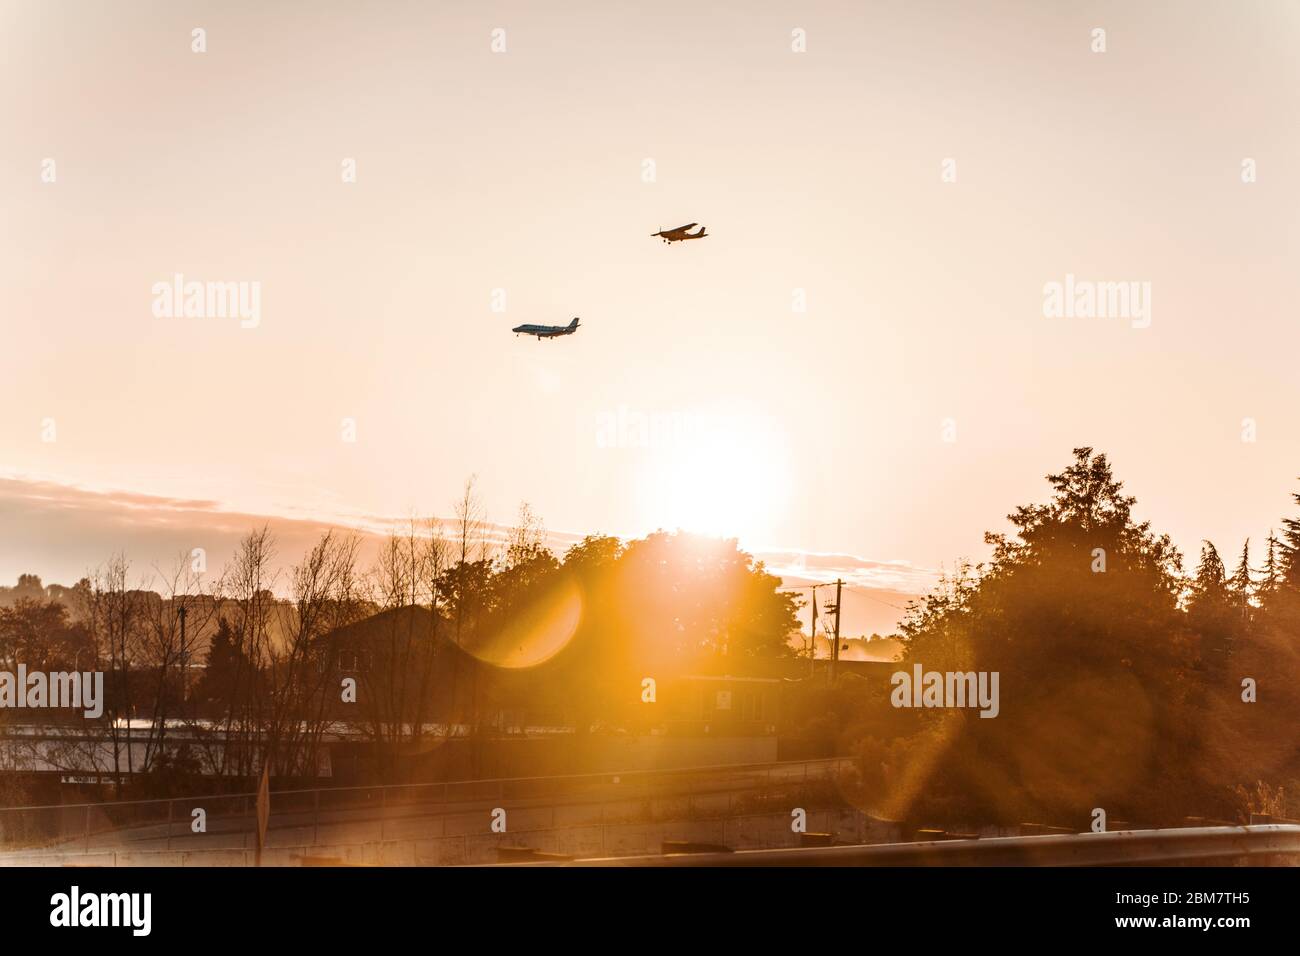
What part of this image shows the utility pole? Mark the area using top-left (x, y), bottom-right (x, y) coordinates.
top-left (830, 579), bottom-right (843, 685)
top-left (178, 605), bottom-right (188, 713)
top-left (809, 588), bottom-right (819, 677)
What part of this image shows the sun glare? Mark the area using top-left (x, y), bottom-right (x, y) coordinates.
top-left (635, 414), bottom-right (789, 541)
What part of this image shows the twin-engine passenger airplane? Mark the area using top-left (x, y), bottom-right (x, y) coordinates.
top-left (512, 317), bottom-right (581, 340)
top-left (652, 223), bottom-right (708, 243)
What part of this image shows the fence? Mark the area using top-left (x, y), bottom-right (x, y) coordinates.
top-left (564, 824), bottom-right (1300, 867)
top-left (0, 756), bottom-right (858, 852)
top-left (0, 804), bottom-right (887, 867)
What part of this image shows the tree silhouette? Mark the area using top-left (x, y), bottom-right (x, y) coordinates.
top-left (898, 448), bottom-right (1195, 825)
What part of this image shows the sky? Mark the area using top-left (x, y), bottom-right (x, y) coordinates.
top-left (3, 1), bottom-right (1299, 633)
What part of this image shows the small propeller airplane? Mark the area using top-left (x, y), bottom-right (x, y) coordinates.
top-left (652, 223), bottom-right (708, 243)
top-left (512, 317), bottom-right (581, 340)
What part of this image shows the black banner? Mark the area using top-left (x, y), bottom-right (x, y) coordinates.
top-left (0, 865), bottom-right (1286, 944)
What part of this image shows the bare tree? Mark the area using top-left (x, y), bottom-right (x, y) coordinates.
top-left (204, 526), bottom-right (278, 780)
top-left (85, 554), bottom-right (147, 797)
top-left (268, 529), bottom-right (367, 778)
top-left (505, 501), bottom-right (547, 569)
top-left (135, 554), bottom-right (219, 776)
top-left (447, 477), bottom-right (493, 768)
top-left (360, 517), bottom-right (450, 778)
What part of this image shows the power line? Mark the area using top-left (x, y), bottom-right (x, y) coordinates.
top-left (780, 581), bottom-right (913, 612)
top-left (839, 584), bottom-right (912, 611)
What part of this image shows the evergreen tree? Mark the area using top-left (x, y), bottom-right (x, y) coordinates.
top-left (1278, 486), bottom-right (1300, 589)
top-left (1230, 540), bottom-right (1251, 595)
top-left (1188, 541), bottom-right (1237, 672)
top-left (192, 616), bottom-right (254, 709)
top-left (1189, 541), bottom-right (1228, 608)
top-left (1228, 539), bottom-right (1253, 621)
top-left (898, 448), bottom-right (1195, 824)
top-left (1261, 532), bottom-right (1281, 597)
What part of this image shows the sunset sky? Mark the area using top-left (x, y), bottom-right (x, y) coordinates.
top-left (3, 1), bottom-right (1300, 632)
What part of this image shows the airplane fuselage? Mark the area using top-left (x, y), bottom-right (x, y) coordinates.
top-left (513, 318), bottom-right (581, 339)
top-left (653, 222), bottom-right (708, 243)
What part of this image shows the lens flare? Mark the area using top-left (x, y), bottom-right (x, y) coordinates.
top-left (467, 578), bottom-right (584, 669)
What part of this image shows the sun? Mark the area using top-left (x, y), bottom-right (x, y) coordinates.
top-left (634, 411), bottom-right (790, 542)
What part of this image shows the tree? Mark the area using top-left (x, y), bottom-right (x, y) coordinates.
top-left (504, 502), bottom-right (548, 570)
top-left (193, 617), bottom-right (252, 707)
top-left (1206, 483), bottom-right (1300, 808)
top-left (1190, 541), bottom-right (1227, 605)
top-left (136, 555), bottom-right (219, 774)
top-left (204, 526), bottom-right (278, 779)
top-left (1229, 539), bottom-right (1253, 616)
top-left (1278, 485), bottom-right (1300, 589)
top-left (897, 448), bottom-right (1195, 825)
top-left (85, 555), bottom-right (148, 796)
top-left (609, 531), bottom-right (798, 669)
top-left (560, 535), bottom-right (626, 733)
top-left (490, 503), bottom-right (561, 625)
top-left (271, 529), bottom-right (367, 778)
top-left (443, 477), bottom-right (494, 773)
top-left (0, 598), bottom-right (90, 672)
top-left (1261, 532), bottom-right (1282, 597)
top-left (1187, 541), bottom-right (1238, 674)
top-left (360, 517), bottom-right (449, 777)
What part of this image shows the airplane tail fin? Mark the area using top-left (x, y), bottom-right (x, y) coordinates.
top-left (569, 317), bottom-right (580, 329)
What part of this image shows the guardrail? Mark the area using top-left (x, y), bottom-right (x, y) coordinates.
top-left (0, 756), bottom-right (857, 851)
top-left (0, 804), bottom-right (881, 867)
top-left (560, 824), bottom-right (1300, 867)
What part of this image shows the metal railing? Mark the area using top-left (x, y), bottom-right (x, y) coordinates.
top-left (560, 824), bottom-right (1300, 867)
top-left (0, 804), bottom-right (881, 867)
top-left (0, 756), bottom-right (857, 851)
